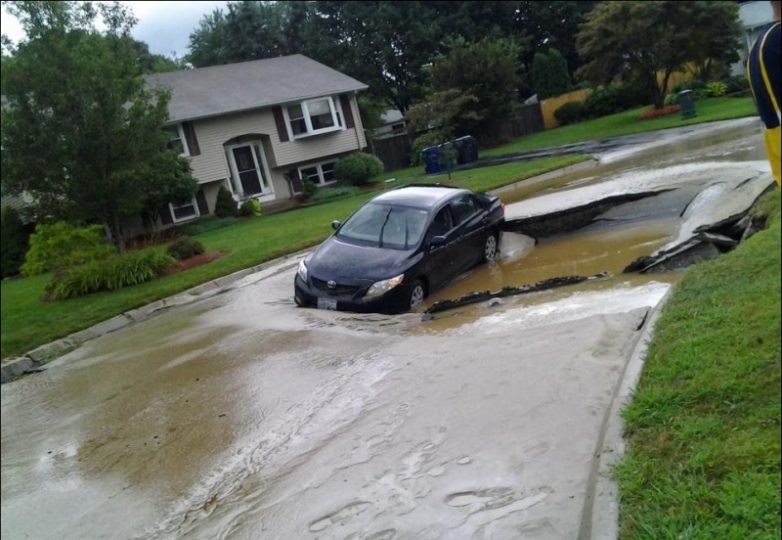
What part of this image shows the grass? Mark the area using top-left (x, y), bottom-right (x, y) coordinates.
top-left (0, 154), bottom-right (586, 359)
top-left (616, 189), bottom-right (781, 539)
top-left (482, 97), bottom-right (757, 157)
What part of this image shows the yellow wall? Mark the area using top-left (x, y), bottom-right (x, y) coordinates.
top-left (658, 62), bottom-right (697, 93)
top-left (540, 88), bottom-right (592, 130)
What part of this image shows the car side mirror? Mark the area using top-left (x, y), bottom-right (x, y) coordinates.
top-left (331, 220), bottom-right (341, 231)
top-left (430, 235), bottom-right (447, 249)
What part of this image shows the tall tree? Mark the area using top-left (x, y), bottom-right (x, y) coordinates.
top-left (430, 36), bottom-right (521, 136)
top-left (576, 1), bottom-right (742, 109)
top-left (532, 48), bottom-right (572, 99)
top-left (1, 1), bottom-right (197, 249)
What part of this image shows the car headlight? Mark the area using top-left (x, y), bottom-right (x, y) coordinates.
top-left (366, 273), bottom-right (404, 298)
top-left (297, 259), bottom-right (308, 282)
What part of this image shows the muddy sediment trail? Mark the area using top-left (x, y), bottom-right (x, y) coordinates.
top-left (1, 119), bottom-right (773, 540)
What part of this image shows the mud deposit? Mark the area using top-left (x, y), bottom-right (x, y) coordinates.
top-left (1, 118), bottom-right (770, 540)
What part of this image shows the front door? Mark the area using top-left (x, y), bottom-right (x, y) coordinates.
top-left (228, 143), bottom-right (273, 199)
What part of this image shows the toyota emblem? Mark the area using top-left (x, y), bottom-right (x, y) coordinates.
top-left (327, 280), bottom-right (337, 289)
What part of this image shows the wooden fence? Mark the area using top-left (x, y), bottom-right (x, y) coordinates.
top-left (367, 132), bottom-right (412, 172)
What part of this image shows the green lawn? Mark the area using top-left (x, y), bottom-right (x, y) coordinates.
top-left (0, 154), bottom-right (587, 359)
top-left (482, 97), bottom-right (757, 157)
top-left (616, 189), bottom-right (781, 539)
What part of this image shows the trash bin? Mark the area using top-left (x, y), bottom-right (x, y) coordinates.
top-left (421, 146), bottom-right (441, 174)
top-left (678, 89), bottom-right (697, 119)
top-left (453, 135), bottom-right (478, 164)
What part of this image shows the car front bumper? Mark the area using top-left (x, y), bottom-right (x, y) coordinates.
top-left (294, 274), bottom-right (408, 313)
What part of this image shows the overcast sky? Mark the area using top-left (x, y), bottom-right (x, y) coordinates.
top-left (1, 1), bottom-right (228, 58)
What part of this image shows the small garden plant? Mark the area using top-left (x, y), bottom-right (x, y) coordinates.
top-left (167, 238), bottom-right (205, 260)
top-left (334, 152), bottom-right (384, 186)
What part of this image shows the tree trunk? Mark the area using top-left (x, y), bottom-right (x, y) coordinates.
top-left (108, 211), bottom-right (125, 253)
top-left (653, 69), bottom-right (672, 109)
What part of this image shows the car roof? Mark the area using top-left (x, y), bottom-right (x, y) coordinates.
top-left (370, 186), bottom-right (469, 209)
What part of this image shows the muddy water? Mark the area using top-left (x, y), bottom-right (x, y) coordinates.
top-left (1, 118), bottom-right (768, 540)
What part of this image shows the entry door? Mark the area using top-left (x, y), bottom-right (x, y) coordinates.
top-left (231, 145), bottom-right (266, 196)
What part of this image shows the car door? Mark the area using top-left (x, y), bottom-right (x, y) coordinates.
top-left (449, 194), bottom-right (487, 272)
top-left (424, 205), bottom-right (460, 290)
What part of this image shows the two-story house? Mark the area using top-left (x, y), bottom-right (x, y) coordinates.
top-left (145, 54), bottom-right (368, 225)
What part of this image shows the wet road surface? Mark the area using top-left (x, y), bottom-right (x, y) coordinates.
top-left (1, 119), bottom-right (770, 539)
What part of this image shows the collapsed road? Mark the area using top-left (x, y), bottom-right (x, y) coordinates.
top-left (1, 118), bottom-right (773, 540)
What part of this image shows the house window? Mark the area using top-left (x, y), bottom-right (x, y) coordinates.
top-left (298, 160), bottom-right (338, 188)
top-left (285, 97), bottom-right (341, 139)
top-left (165, 125), bottom-right (189, 156)
top-left (169, 197), bottom-right (199, 223)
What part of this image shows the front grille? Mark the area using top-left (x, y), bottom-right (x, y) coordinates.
top-left (311, 277), bottom-right (361, 296)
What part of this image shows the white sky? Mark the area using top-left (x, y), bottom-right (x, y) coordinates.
top-left (1, 1), bottom-right (228, 57)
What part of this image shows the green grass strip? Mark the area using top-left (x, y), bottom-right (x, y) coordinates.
top-left (617, 189), bottom-right (781, 539)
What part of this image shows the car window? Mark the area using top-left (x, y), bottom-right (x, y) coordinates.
top-left (337, 203), bottom-right (428, 249)
top-left (450, 195), bottom-right (479, 225)
top-left (429, 207), bottom-right (453, 237)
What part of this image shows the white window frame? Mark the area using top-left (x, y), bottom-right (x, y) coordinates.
top-left (166, 124), bottom-right (190, 157)
top-left (283, 96), bottom-right (343, 140)
top-left (297, 160), bottom-right (338, 191)
top-left (168, 196), bottom-right (199, 223)
top-left (225, 141), bottom-right (276, 202)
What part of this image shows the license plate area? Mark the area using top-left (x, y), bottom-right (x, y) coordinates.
top-left (317, 297), bottom-right (338, 310)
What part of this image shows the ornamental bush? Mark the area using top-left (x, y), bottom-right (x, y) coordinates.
top-left (705, 81), bottom-right (728, 97)
top-left (167, 237), bottom-right (205, 260)
top-left (214, 185), bottom-right (238, 218)
top-left (21, 221), bottom-right (115, 276)
top-left (300, 178), bottom-right (318, 199)
top-left (238, 198), bottom-right (261, 217)
top-left (334, 152), bottom-right (384, 186)
top-left (554, 101), bottom-right (585, 126)
top-left (45, 248), bottom-right (174, 300)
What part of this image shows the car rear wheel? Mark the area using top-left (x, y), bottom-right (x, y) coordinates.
top-left (483, 233), bottom-right (498, 262)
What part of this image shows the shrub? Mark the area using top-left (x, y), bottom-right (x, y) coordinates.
top-left (410, 130), bottom-right (447, 166)
top-left (308, 185), bottom-right (359, 204)
top-left (21, 221), bottom-right (115, 276)
top-left (639, 104), bottom-right (681, 120)
top-left (300, 178), bottom-right (318, 200)
top-left (722, 75), bottom-right (750, 94)
top-left (214, 185), bottom-right (238, 218)
top-left (167, 237), bottom-right (205, 260)
top-left (45, 248), bottom-right (174, 300)
top-left (691, 88), bottom-right (709, 101)
top-left (582, 84), bottom-right (623, 118)
top-left (554, 101), bottom-right (585, 126)
top-left (705, 81), bottom-right (728, 97)
top-left (334, 152), bottom-right (384, 186)
top-left (238, 198), bottom-right (261, 217)
top-left (663, 93), bottom-right (679, 106)
top-left (178, 216), bottom-right (237, 236)
top-left (1, 207), bottom-right (30, 278)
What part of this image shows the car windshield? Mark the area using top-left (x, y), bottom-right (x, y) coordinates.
top-left (337, 203), bottom-right (429, 249)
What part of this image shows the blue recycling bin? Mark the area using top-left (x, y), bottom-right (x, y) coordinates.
top-left (453, 135), bottom-right (478, 164)
top-left (421, 146), bottom-right (442, 174)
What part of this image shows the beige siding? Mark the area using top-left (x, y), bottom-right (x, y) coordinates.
top-left (187, 94), bottom-right (366, 186)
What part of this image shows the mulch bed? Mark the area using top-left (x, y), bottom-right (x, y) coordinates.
top-left (166, 251), bottom-right (226, 274)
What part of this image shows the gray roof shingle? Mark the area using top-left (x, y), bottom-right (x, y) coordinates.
top-left (145, 54), bottom-right (368, 123)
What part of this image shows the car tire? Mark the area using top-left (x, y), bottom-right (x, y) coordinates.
top-left (294, 294), bottom-right (304, 307)
top-left (403, 278), bottom-right (426, 312)
top-left (483, 232), bottom-right (499, 262)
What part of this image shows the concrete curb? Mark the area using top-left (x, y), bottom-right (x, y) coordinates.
top-left (582, 286), bottom-right (676, 539)
top-left (0, 248), bottom-right (310, 384)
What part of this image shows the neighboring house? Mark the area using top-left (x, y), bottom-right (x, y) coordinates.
top-left (371, 109), bottom-right (406, 138)
top-left (731, 1), bottom-right (776, 76)
top-left (145, 54), bottom-right (368, 226)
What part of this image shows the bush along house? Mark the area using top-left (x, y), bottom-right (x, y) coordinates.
top-left (145, 54), bottom-right (369, 226)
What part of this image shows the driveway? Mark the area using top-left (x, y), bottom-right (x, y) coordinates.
top-left (0, 118), bottom-right (769, 540)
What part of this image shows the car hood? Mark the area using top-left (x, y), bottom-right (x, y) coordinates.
top-left (308, 236), bottom-right (418, 282)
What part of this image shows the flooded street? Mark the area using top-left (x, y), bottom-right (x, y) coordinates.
top-left (1, 119), bottom-right (772, 540)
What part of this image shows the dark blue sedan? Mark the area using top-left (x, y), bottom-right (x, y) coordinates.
top-left (294, 185), bottom-right (505, 313)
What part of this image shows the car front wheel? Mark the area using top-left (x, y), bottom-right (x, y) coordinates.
top-left (406, 279), bottom-right (426, 311)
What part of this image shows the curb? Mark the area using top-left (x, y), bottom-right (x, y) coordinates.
top-left (0, 248), bottom-right (310, 384)
top-left (579, 286), bottom-right (675, 539)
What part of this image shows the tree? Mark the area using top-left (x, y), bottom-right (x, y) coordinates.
top-left (405, 89), bottom-right (482, 138)
top-left (576, 1), bottom-right (742, 109)
top-left (1, 1), bottom-right (197, 249)
top-left (532, 48), bottom-right (572, 99)
top-left (429, 37), bottom-right (520, 136)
